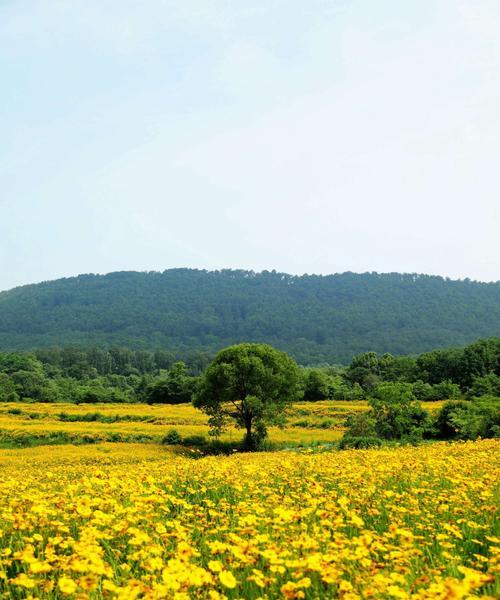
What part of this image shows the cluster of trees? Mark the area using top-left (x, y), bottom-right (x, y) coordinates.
top-left (191, 343), bottom-right (499, 450)
top-left (33, 346), bottom-right (212, 376)
top-left (342, 337), bottom-right (500, 397)
top-left (0, 337), bottom-right (498, 406)
top-left (299, 338), bottom-right (500, 403)
top-left (341, 383), bottom-right (499, 448)
top-left (1, 269), bottom-right (499, 364)
top-left (0, 350), bottom-right (199, 405)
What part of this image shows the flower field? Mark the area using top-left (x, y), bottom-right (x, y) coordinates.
top-left (0, 439), bottom-right (498, 599)
top-left (0, 400), bottom-right (447, 449)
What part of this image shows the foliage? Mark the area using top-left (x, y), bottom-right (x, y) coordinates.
top-left (0, 334), bottom-right (498, 439)
top-left (368, 383), bottom-right (432, 441)
top-left (345, 337), bottom-right (500, 396)
top-left (343, 411), bottom-right (377, 437)
top-left (328, 377), bottom-right (364, 400)
top-left (434, 398), bottom-right (500, 440)
top-left (194, 343), bottom-right (302, 449)
top-left (411, 379), bottom-right (461, 401)
top-left (0, 351), bottom-right (201, 405)
top-left (338, 435), bottom-right (383, 449)
top-left (342, 384), bottom-right (499, 446)
top-left (0, 372), bottom-right (19, 402)
top-left (145, 363), bottom-right (197, 404)
top-left (1, 270), bottom-right (500, 364)
top-left (467, 373), bottom-right (500, 398)
top-left (162, 429), bottom-right (183, 445)
top-left (301, 368), bottom-right (330, 401)
top-left (432, 379), bottom-right (462, 400)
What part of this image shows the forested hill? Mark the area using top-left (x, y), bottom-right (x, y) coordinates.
top-left (0, 269), bottom-right (499, 364)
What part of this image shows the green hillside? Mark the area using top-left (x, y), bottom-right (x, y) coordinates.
top-left (0, 269), bottom-right (499, 363)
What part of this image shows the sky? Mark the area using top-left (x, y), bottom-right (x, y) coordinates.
top-left (1, 0), bottom-right (499, 291)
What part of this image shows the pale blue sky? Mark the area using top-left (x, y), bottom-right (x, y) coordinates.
top-left (1, 0), bottom-right (499, 290)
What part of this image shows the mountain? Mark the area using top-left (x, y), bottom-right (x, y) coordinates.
top-left (0, 269), bottom-right (499, 363)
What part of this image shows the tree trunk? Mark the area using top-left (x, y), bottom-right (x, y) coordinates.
top-left (244, 415), bottom-right (254, 450)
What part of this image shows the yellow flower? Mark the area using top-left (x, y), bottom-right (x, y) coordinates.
top-left (281, 581), bottom-right (305, 599)
top-left (10, 573), bottom-right (36, 589)
top-left (58, 576), bottom-right (77, 594)
top-left (208, 560), bottom-right (223, 572)
top-left (219, 570), bottom-right (237, 589)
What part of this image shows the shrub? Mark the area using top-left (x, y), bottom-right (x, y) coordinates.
top-left (302, 369), bottom-right (330, 401)
top-left (162, 429), bottom-right (183, 445)
top-left (412, 380), bottom-right (435, 401)
top-left (434, 398), bottom-right (500, 440)
top-left (433, 380), bottom-right (461, 400)
top-left (339, 436), bottom-right (382, 450)
top-left (344, 412), bottom-right (377, 438)
top-left (467, 374), bottom-right (500, 398)
top-left (182, 435), bottom-right (207, 447)
top-left (370, 383), bottom-right (432, 441)
top-left (329, 381), bottom-right (364, 400)
top-left (146, 362), bottom-right (196, 404)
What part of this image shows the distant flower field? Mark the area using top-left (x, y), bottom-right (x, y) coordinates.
top-left (0, 400), bottom-right (446, 448)
top-left (0, 439), bottom-right (497, 599)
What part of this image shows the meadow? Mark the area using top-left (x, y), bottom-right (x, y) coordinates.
top-left (0, 400), bottom-right (446, 449)
top-left (0, 400), bottom-right (497, 599)
top-left (0, 439), bottom-right (498, 599)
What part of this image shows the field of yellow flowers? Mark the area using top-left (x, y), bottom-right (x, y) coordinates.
top-left (0, 400), bottom-right (446, 449)
top-left (0, 438), bottom-right (497, 599)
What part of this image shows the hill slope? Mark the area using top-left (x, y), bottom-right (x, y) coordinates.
top-left (0, 269), bottom-right (499, 363)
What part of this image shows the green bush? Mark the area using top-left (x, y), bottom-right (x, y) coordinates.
top-left (339, 436), bottom-right (382, 450)
top-left (467, 374), bottom-right (500, 398)
top-left (370, 383), bottom-right (431, 441)
top-left (434, 398), bottom-right (500, 440)
top-left (433, 380), bottom-right (461, 400)
top-left (411, 380), bottom-right (436, 401)
top-left (344, 412), bottom-right (377, 438)
top-left (182, 435), bottom-right (207, 447)
top-left (341, 383), bottom-right (433, 448)
top-left (145, 363), bottom-right (196, 404)
top-left (411, 380), bottom-right (461, 402)
top-left (162, 429), bottom-right (183, 445)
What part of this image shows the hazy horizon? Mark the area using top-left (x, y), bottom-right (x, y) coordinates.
top-left (2, 1), bottom-right (499, 290)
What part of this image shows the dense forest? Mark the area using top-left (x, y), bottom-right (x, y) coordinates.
top-left (0, 269), bottom-right (499, 363)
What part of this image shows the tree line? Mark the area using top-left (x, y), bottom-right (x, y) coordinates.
top-left (0, 337), bottom-right (498, 407)
top-left (304, 337), bottom-right (500, 401)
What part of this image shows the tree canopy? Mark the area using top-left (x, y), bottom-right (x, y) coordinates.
top-left (194, 343), bottom-right (302, 449)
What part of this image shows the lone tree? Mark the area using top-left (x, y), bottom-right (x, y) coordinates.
top-left (194, 343), bottom-right (301, 449)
